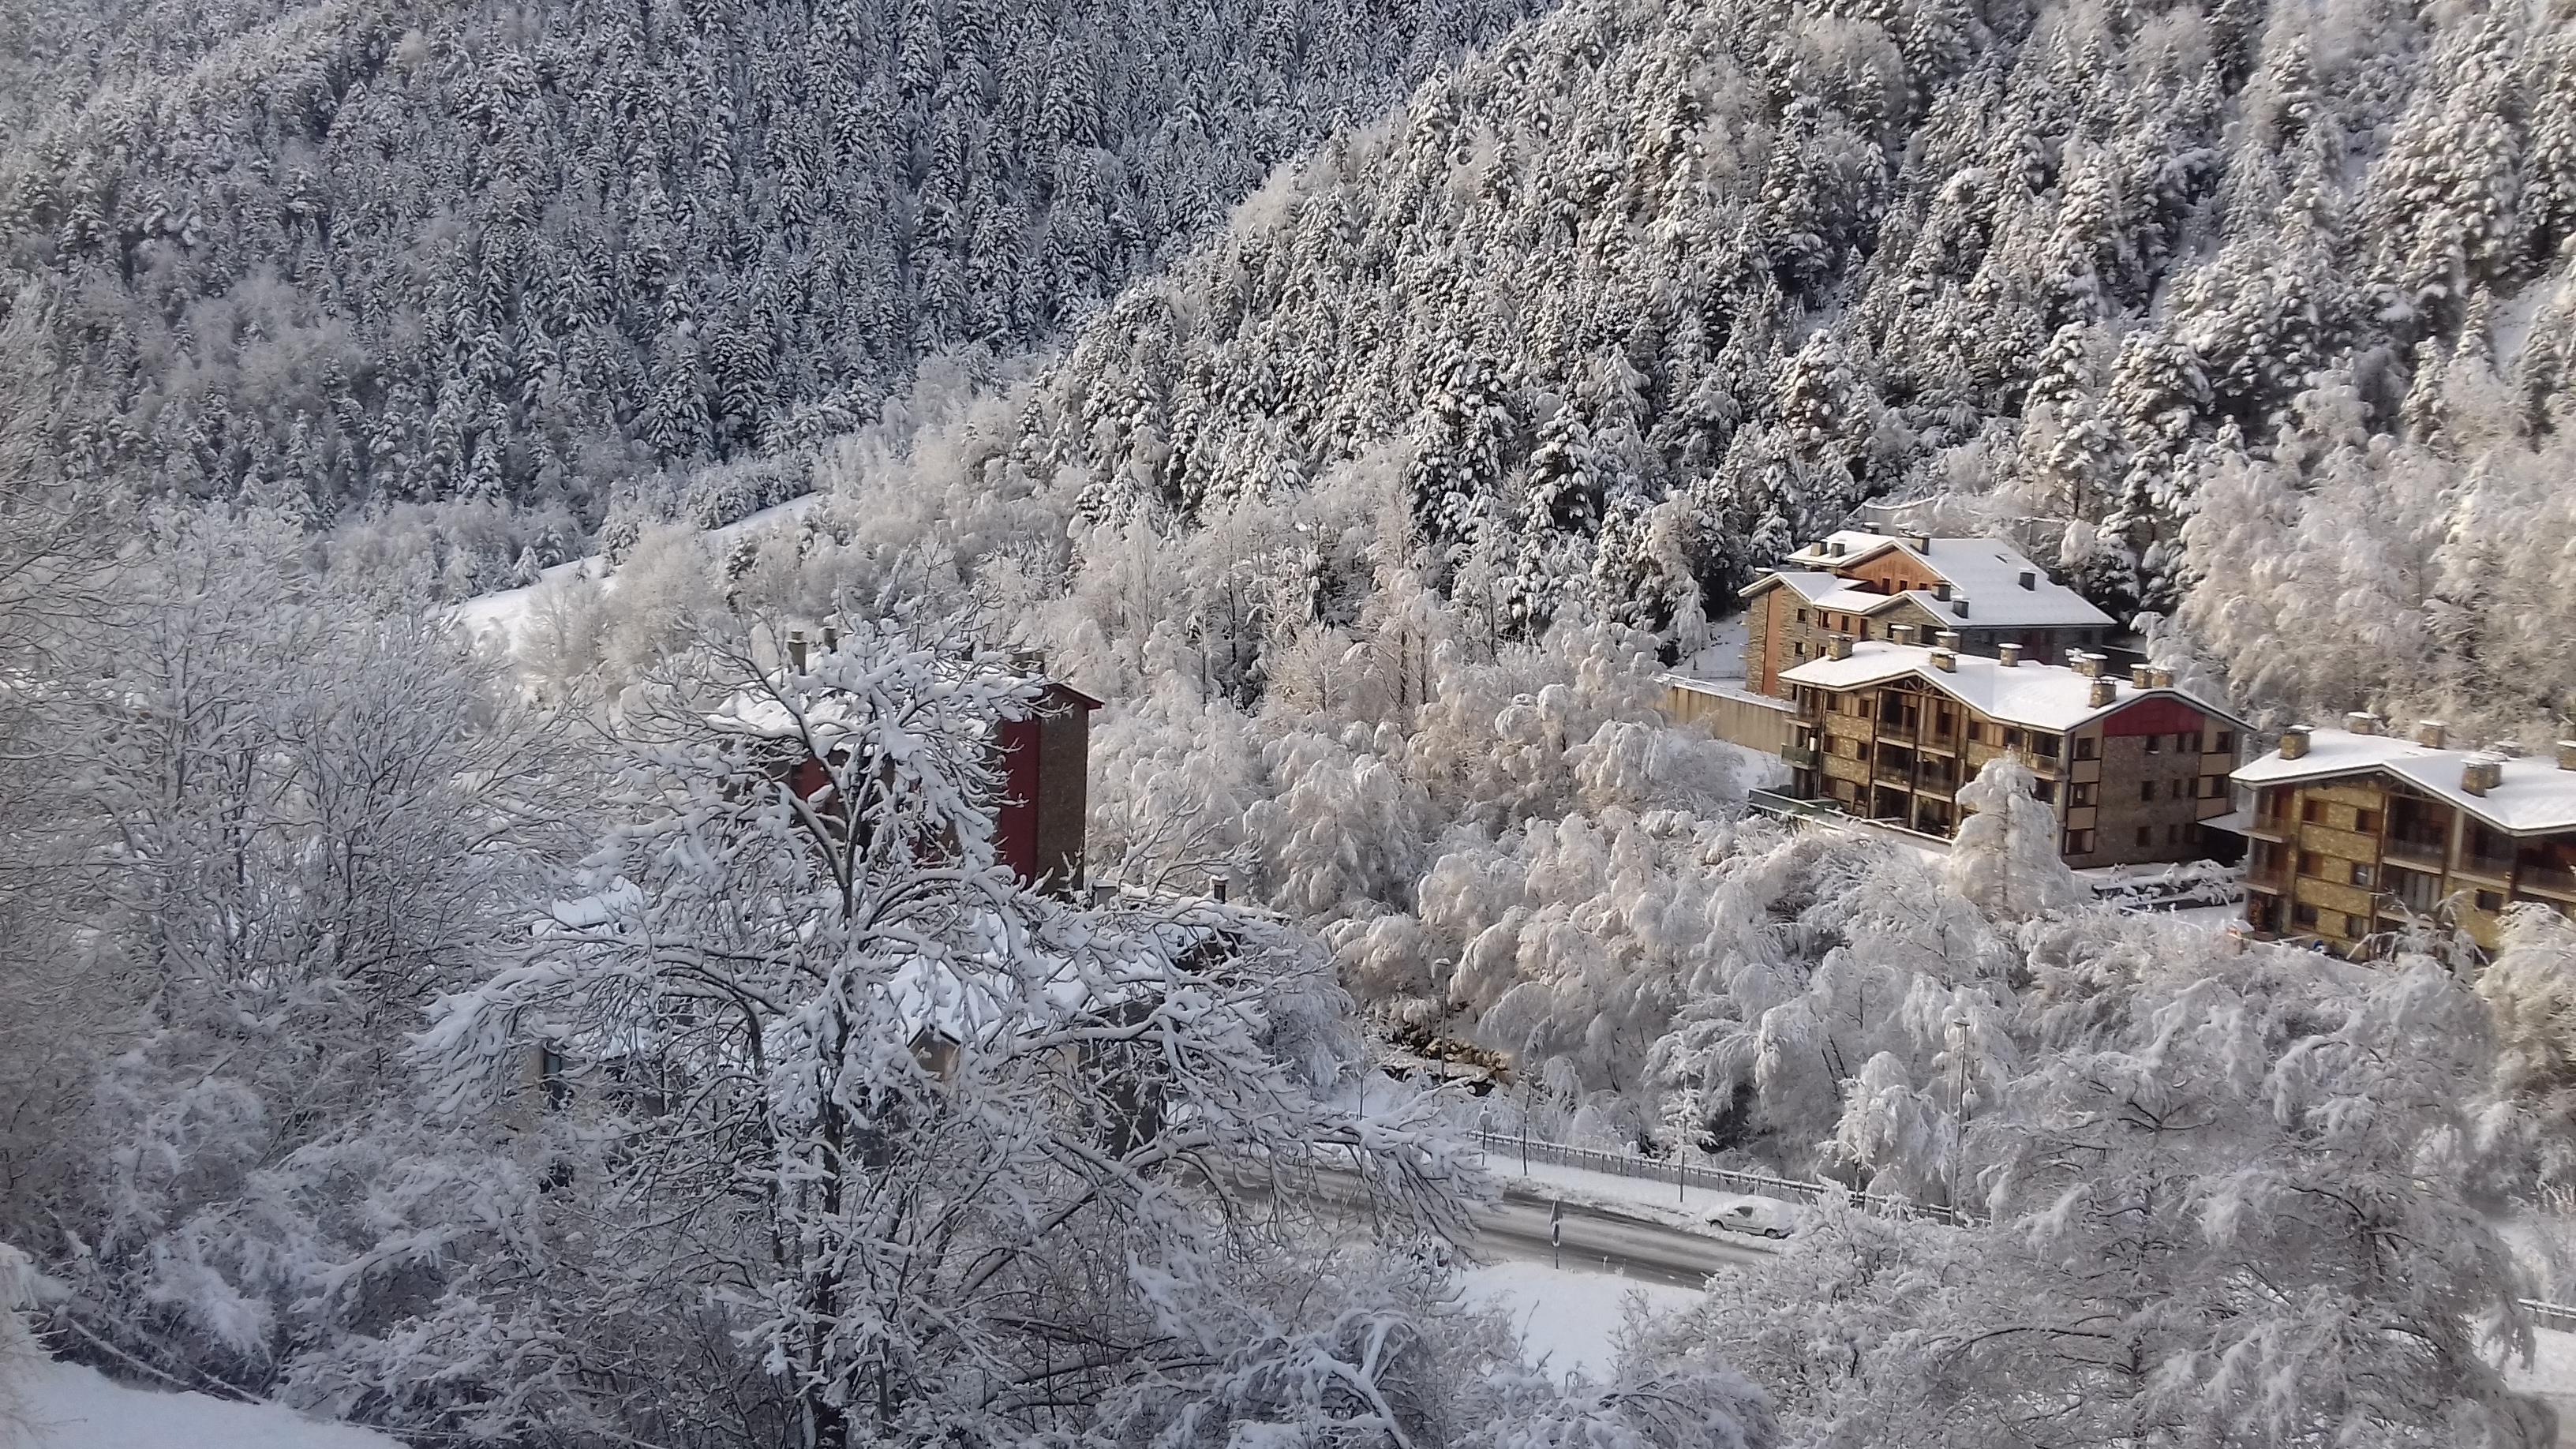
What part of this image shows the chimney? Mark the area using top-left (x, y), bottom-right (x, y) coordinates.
top-left (2462, 755), bottom-right (2503, 796)
top-left (2072, 653), bottom-right (2103, 679)
top-left (1934, 630), bottom-right (1962, 652)
top-left (2147, 667), bottom-right (2174, 689)
top-left (1208, 873), bottom-right (1231, 903)
top-left (2345, 711), bottom-right (2380, 736)
top-left (2557, 740), bottom-right (2576, 771)
top-left (1827, 634), bottom-right (1853, 661)
top-left (1932, 648), bottom-right (1957, 672)
top-left (1934, 582), bottom-right (1952, 601)
top-left (788, 629), bottom-right (808, 670)
top-left (821, 621), bottom-right (840, 652)
top-left (2279, 724), bottom-right (2312, 760)
top-left (2088, 677), bottom-right (2118, 708)
top-left (1892, 624), bottom-right (1918, 646)
top-left (1998, 643), bottom-right (2024, 668)
top-left (1951, 597), bottom-right (1970, 618)
top-left (1013, 646), bottom-right (1048, 679)
top-left (1088, 880), bottom-right (1115, 907)
top-left (1909, 533), bottom-right (1932, 552)
top-left (2130, 664), bottom-right (2154, 689)
top-left (1830, 540), bottom-right (1847, 556)
top-left (2017, 569), bottom-right (2036, 590)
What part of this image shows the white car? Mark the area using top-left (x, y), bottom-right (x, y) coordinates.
top-left (1709, 1200), bottom-right (1795, 1239)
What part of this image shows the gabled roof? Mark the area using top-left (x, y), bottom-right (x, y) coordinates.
top-left (1736, 569), bottom-right (1848, 602)
top-left (1779, 642), bottom-right (2243, 734)
top-left (1761, 532), bottom-right (2116, 631)
top-left (2233, 729), bottom-right (2576, 837)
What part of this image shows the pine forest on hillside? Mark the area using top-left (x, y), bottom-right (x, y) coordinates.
top-left (9, 0), bottom-right (2576, 1442)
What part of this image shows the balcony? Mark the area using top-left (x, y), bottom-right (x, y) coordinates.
top-left (1781, 743), bottom-right (1818, 770)
top-left (2383, 836), bottom-right (2447, 871)
top-left (2457, 852), bottom-right (2518, 883)
top-left (2517, 855), bottom-right (2576, 899)
top-left (2246, 811), bottom-right (2291, 841)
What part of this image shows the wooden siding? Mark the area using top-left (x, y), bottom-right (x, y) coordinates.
top-left (1664, 680), bottom-right (1798, 756)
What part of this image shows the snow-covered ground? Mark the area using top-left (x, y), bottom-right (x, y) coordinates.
top-left (1458, 1260), bottom-right (1701, 1381)
top-left (449, 491), bottom-right (827, 654)
top-left (2504, 1331), bottom-right (2576, 1446)
top-left (1673, 614), bottom-right (1751, 683)
top-left (12, 1357), bottom-right (399, 1449)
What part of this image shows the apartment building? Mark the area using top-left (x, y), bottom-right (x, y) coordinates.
top-left (2233, 717), bottom-right (2576, 955)
top-left (1775, 632), bottom-right (2242, 867)
top-left (1739, 530), bottom-right (2118, 698)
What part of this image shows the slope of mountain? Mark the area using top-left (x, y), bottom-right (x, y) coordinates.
top-left (0, 0), bottom-right (1544, 539)
top-left (848, 0), bottom-right (2575, 721)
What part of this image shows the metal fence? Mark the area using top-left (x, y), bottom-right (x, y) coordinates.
top-left (1473, 1131), bottom-right (2576, 1330)
top-left (2524, 1299), bottom-right (2576, 1333)
top-left (1470, 1129), bottom-right (1975, 1229)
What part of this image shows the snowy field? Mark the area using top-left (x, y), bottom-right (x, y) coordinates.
top-left (12, 1357), bottom-right (399, 1449)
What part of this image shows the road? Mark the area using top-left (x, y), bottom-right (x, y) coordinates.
top-left (1279, 1162), bottom-right (1779, 1289)
top-left (1470, 1181), bottom-right (1779, 1286)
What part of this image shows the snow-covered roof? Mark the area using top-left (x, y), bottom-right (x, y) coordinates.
top-left (1778, 642), bottom-right (2241, 734)
top-left (1735, 569), bottom-right (1848, 602)
top-left (1762, 532), bottom-right (2116, 631)
top-left (2233, 728), bottom-right (2576, 836)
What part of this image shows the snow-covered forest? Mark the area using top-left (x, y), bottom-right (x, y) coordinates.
top-left (10, 0), bottom-right (2576, 1436)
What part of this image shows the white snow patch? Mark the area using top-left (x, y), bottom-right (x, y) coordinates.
top-left (449, 491), bottom-right (828, 654)
top-left (1676, 612), bottom-right (1751, 682)
top-left (1458, 1260), bottom-right (1699, 1382)
top-left (2501, 1329), bottom-right (2576, 1446)
top-left (13, 1357), bottom-right (400, 1449)
top-left (2493, 283), bottom-right (2548, 373)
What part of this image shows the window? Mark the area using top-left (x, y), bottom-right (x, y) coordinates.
top-left (1793, 642), bottom-right (1807, 658)
top-left (2297, 850), bottom-right (2323, 877)
top-left (2034, 779), bottom-right (2057, 803)
top-left (2170, 823), bottom-right (2188, 844)
top-left (2140, 780), bottom-right (2158, 802)
top-left (2074, 736), bottom-right (2099, 761)
top-left (1796, 608), bottom-right (1809, 624)
top-left (2065, 829), bottom-right (2097, 855)
top-left (2145, 734), bottom-right (2162, 754)
top-left (2354, 809), bottom-right (2382, 834)
top-left (2476, 889), bottom-right (2506, 912)
top-left (2029, 732), bottom-right (2060, 758)
top-left (2301, 799), bottom-right (2325, 824)
top-left (2213, 731), bottom-right (2236, 753)
top-left (2070, 782), bottom-right (2098, 807)
top-left (2176, 732), bottom-right (2196, 753)
top-left (2135, 826), bottom-right (2151, 847)
top-left (2293, 901), bottom-right (2321, 930)
top-left (2002, 728), bottom-right (2024, 750)
top-left (2349, 863), bottom-right (2372, 888)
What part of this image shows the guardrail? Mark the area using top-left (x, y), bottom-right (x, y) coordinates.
top-left (1470, 1129), bottom-right (1975, 1229)
top-left (2525, 1299), bottom-right (2576, 1333)
top-left (1473, 1131), bottom-right (2576, 1325)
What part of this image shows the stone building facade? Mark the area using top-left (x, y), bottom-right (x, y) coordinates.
top-left (1739, 530), bottom-right (2119, 698)
top-left (1778, 634), bottom-right (2241, 868)
top-left (2234, 717), bottom-right (2576, 955)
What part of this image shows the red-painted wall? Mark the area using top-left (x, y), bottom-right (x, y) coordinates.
top-left (2100, 697), bottom-right (2207, 736)
top-left (994, 717), bottom-right (1043, 885)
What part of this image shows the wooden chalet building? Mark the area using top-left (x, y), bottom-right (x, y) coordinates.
top-left (1739, 530), bottom-right (2118, 698)
top-left (1775, 631), bottom-right (2243, 868)
top-left (2233, 717), bottom-right (2576, 956)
